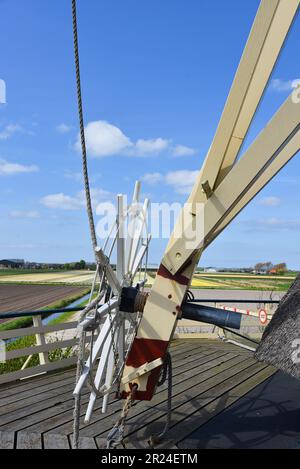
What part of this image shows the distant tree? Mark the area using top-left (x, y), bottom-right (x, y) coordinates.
top-left (274, 263), bottom-right (287, 275)
top-left (254, 262), bottom-right (274, 273)
top-left (74, 260), bottom-right (86, 270)
top-left (265, 261), bottom-right (273, 272)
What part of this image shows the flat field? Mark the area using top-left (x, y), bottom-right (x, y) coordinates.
top-left (0, 270), bottom-right (95, 285)
top-left (191, 273), bottom-right (295, 290)
top-left (0, 269), bottom-right (296, 291)
top-left (0, 284), bottom-right (88, 315)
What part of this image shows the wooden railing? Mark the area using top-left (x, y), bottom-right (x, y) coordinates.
top-left (0, 309), bottom-right (85, 385)
top-left (0, 298), bottom-right (280, 385)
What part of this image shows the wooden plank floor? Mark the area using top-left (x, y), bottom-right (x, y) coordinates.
top-left (0, 340), bottom-right (276, 449)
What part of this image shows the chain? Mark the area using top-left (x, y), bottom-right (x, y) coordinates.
top-left (108, 304), bottom-right (120, 371)
top-left (106, 384), bottom-right (138, 449)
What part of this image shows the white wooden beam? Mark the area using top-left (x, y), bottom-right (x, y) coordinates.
top-left (164, 93), bottom-right (300, 274)
top-left (191, 0), bottom-right (299, 202)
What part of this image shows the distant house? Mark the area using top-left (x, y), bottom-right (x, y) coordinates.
top-left (204, 267), bottom-right (217, 273)
top-left (0, 259), bottom-right (25, 269)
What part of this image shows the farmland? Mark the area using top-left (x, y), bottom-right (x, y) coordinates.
top-left (191, 273), bottom-right (296, 291)
top-left (0, 284), bottom-right (89, 316)
top-left (0, 270), bottom-right (95, 285)
top-left (0, 269), bottom-right (296, 291)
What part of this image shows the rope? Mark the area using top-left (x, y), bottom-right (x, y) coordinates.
top-left (148, 352), bottom-right (172, 447)
top-left (71, 0), bottom-right (97, 251)
top-left (106, 384), bottom-right (138, 449)
top-left (71, 0), bottom-right (100, 448)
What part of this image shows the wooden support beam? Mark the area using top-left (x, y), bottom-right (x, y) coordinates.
top-left (120, 0), bottom-right (300, 402)
top-left (164, 93), bottom-right (300, 274)
top-left (192, 0), bottom-right (299, 203)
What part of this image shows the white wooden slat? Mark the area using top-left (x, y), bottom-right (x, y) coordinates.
top-left (0, 321), bottom-right (78, 341)
top-left (0, 356), bottom-right (77, 385)
top-left (6, 338), bottom-right (77, 360)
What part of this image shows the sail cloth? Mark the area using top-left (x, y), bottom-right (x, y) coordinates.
top-left (255, 275), bottom-right (300, 380)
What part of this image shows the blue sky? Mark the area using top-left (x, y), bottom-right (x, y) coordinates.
top-left (0, 0), bottom-right (300, 268)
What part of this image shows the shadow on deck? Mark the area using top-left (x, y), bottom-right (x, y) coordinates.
top-left (0, 340), bottom-right (279, 449)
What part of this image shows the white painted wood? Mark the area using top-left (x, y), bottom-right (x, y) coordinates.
top-left (84, 317), bottom-right (116, 421)
top-left (126, 181), bottom-right (141, 274)
top-left (128, 199), bottom-right (149, 275)
top-left (131, 235), bottom-right (151, 278)
top-left (116, 194), bottom-right (125, 283)
top-left (101, 316), bottom-right (121, 414)
top-left (95, 247), bottom-right (121, 295)
top-left (132, 180), bottom-right (141, 204)
top-left (32, 315), bottom-right (49, 366)
top-left (77, 298), bottom-right (118, 332)
top-left (6, 338), bottom-right (77, 361)
top-left (0, 356), bottom-right (78, 385)
top-left (73, 314), bottom-right (116, 396)
top-left (0, 321), bottom-right (78, 340)
top-left (194, 0), bottom-right (300, 193)
top-left (120, 1), bottom-right (300, 396)
top-left (164, 93), bottom-right (300, 274)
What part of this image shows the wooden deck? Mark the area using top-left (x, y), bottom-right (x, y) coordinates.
top-left (0, 339), bottom-right (276, 449)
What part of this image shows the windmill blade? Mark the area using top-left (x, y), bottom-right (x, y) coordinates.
top-left (165, 92), bottom-right (300, 273)
top-left (120, 93), bottom-right (300, 402)
top-left (73, 305), bottom-right (118, 396)
top-left (126, 181), bottom-right (141, 273)
top-left (127, 198), bottom-right (150, 276)
top-left (84, 313), bottom-right (120, 421)
top-left (205, 130), bottom-right (300, 249)
top-left (101, 318), bottom-right (122, 414)
top-left (131, 234), bottom-right (152, 279)
top-left (95, 247), bottom-right (121, 295)
top-left (116, 195), bottom-right (125, 283)
top-left (191, 0), bottom-right (299, 201)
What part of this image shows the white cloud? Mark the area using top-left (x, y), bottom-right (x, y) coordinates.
top-left (0, 124), bottom-right (24, 140)
top-left (269, 78), bottom-right (300, 93)
top-left (75, 120), bottom-right (197, 159)
top-left (41, 187), bottom-right (111, 211)
top-left (135, 138), bottom-right (170, 155)
top-left (142, 172), bottom-right (164, 185)
top-left (76, 121), bottom-right (133, 157)
top-left (41, 193), bottom-right (82, 211)
top-left (165, 170), bottom-right (198, 194)
top-left (171, 145), bottom-right (197, 157)
top-left (9, 210), bottom-right (40, 219)
top-left (0, 158), bottom-right (39, 176)
top-left (57, 123), bottom-right (73, 134)
top-left (243, 217), bottom-right (300, 233)
top-left (259, 196), bottom-right (281, 207)
top-left (141, 169), bottom-right (198, 194)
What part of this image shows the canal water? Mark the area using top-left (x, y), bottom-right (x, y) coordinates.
top-left (42, 293), bottom-right (90, 325)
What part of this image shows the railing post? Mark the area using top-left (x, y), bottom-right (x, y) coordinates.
top-left (33, 315), bottom-right (49, 365)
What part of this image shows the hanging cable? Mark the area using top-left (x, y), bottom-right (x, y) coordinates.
top-left (71, 0), bottom-right (99, 449)
top-left (148, 352), bottom-right (173, 447)
top-left (71, 0), bottom-right (97, 251)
